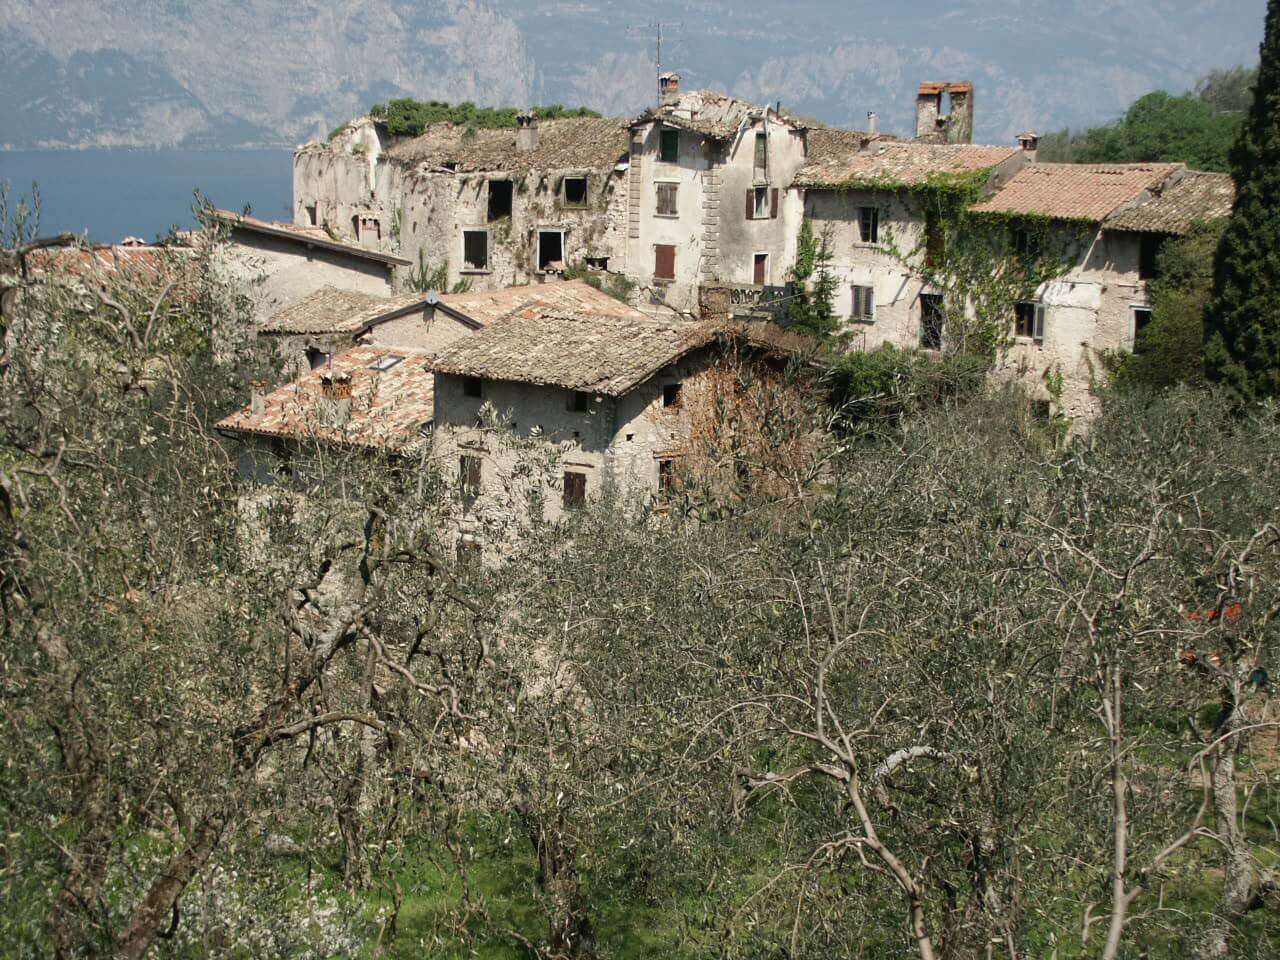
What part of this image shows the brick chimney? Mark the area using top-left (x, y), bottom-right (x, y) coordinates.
top-left (319, 372), bottom-right (352, 426)
top-left (659, 72), bottom-right (681, 106)
top-left (516, 112), bottom-right (539, 153)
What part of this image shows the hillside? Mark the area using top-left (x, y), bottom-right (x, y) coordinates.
top-left (0, 0), bottom-right (1266, 149)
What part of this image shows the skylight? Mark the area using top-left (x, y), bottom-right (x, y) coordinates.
top-left (369, 355), bottom-right (404, 371)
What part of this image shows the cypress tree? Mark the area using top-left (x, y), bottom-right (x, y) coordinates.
top-left (1204, 0), bottom-right (1280, 403)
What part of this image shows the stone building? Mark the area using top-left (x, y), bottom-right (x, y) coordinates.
top-left (294, 115), bottom-right (632, 294)
top-left (623, 79), bottom-right (808, 314)
top-left (428, 309), bottom-right (803, 553)
top-left (793, 135), bottom-right (1026, 352)
top-left (205, 208), bottom-right (409, 321)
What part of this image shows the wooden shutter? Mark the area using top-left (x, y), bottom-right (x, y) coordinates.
top-left (770, 188), bottom-right (779, 219)
top-left (654, 244), bottom-right (675, 280)
top-left (745, 189), bottom-right (755, 220)
top-left (1033, 304), bottom-right (1046, 341)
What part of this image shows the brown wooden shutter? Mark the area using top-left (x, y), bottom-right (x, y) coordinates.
top-left (745, 189), bottom-right (755, 220)
top-left (654, 244), bottom-right (675, 280)
top-left (770, 188), bottom-right (779, 219)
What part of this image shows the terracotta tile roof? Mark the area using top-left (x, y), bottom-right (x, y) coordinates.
top-left (794, 137), bottom-right (1018, 188)
top-left (971, 163), bottom-right (1183, 222)
top-left (385, 117), bottom-right (630, 173)
top-left (432, 311), bottom-right (809, 397)
top-left (261, 287), bottom-right (427, 335)
top-left (634, 89), bottom-right (799, 140)
top-left (204, 208), bottom-right (410, 267)
top-left (216, 346), bottom-right (434, 453)
top-left (433, 279), bottom-right (645, 327)
top-left (1104, 170), bottom-right (1235, 234)
top-left (24, 244), bottom-right (181, 276)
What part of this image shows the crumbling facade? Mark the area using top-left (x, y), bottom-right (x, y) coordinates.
top-left (623, 80), bottom-right (807, 314)
top-left (294, 115), bottom-right (631, 293)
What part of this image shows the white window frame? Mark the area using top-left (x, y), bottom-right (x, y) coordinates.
top-left (1131, 304), bottom-right (1154, 349)
top-left (1014, 300), bottom-right (1046, 342)
top-left (850, 284), bottom-right (875, 322)
top-left (752, 186), bottom-right (770, 219)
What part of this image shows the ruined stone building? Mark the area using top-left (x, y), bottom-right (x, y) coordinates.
top-left (280, 77), bottom-right (1235, 423)
top-left (293, 114), bottom-right (631, 293)
top-left (623, 76), bottom-right (807, 314)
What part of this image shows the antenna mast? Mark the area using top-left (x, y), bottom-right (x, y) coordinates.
top-left (628, 21), bottom-right (681, 105)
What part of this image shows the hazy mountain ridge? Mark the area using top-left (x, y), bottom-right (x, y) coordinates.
top-left (0, 0), bottom-right (1265, 149)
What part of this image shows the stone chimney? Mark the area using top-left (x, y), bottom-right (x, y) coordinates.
top-left (1017, 131), bottom-right (1040, 162)
top-left (250, 380), bottom-right (268, 416)
top-left (516, 112), bottom-right (539, 153)
top-left (915, 81), bottom-right (975, 144)
top-left (866, 111), bottom-right (878, 135)
top-left (659, 72), bottom-right (681, 106)
top-left (916, 82), bottom-right (945, 139)
top-left (318, 372), bottom-right (352, 426)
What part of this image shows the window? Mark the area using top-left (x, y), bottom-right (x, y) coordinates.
top-left (1132, 307), bottom-right (1153, 353)
top-left (1138, 234), bottom-right (1164, 280)
top-left (567, 390), bottom-right (590, 413)
top-left (655, 182), bottom-right (679, 218)
top-left (920, 293), bottom-right (944, 350)
top-left (487, 180), bottom-right (512, 221)
top-left (305, 347), bottom-right (330, 370)
top-left (462, 230), bottom-right (489, 271)
top-left (657, 458), bottom-right (676, 497)
top-left (1012, 225), bottom-right (1041, 261)
top-left (1013, 301), bottom-right (1046, 341)
top-left (584, 256), bottom-right (609, 271)
top-left (858, 206), bottom-right (879, 244)
top-left (563, 470), bottom-right (587, 509)
top-left (563, 176), bottom-right (588, 207)
top-left (462, 376), bottom-right (483, 398)
top-left (662, 382), bottom-right (682, 407)
top-left (851, 284), bottom-right (875, 322)
top-left (537, 229), bottom-right (564, 272)
top-left (753, 130), bottom-right (768, 180)
top-left (1031, 399), bottom-right (1053, 424)
top-left (654, 244), bottom-right (676, 281)
top-left (459, 455), bottom-right (481, 497)
top-left (659, 128), bottom-right (680, 162)
top-left (305, 204), bottom-right (317, 226)
top-left (746, 187), bottom-right (778, 220)
top-left (753, 253), bottom-right (769, 286)
top-left (369, 354), bottom-right (404, 371)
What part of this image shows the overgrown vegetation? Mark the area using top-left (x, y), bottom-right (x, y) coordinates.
top-left (368, 100), bottom-right (602, 138)
top-left (786, 218), bottom-right (842, 343)
top-left (1106, 220), bottom-right (1226, 389)
top-left (561, 260), bottom-right (637, 304)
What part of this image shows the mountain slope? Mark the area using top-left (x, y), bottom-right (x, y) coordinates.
top-left (0, 0), bottom-right (1265, 148)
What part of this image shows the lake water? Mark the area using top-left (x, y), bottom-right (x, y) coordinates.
top-left (0, 149), bottom-right (295, 244)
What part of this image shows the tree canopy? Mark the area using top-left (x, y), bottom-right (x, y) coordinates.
top-left (1205, 0), bottom-right (1280, 403)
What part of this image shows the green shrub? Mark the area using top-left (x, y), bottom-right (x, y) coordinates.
top-left (367, 99), bottom-right (602, 138)
top-left (829, 345), bottom-right (985, 423)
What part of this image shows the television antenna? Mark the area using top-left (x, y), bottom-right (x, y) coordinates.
top-left (627, 21), bottom-right (682, 105)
